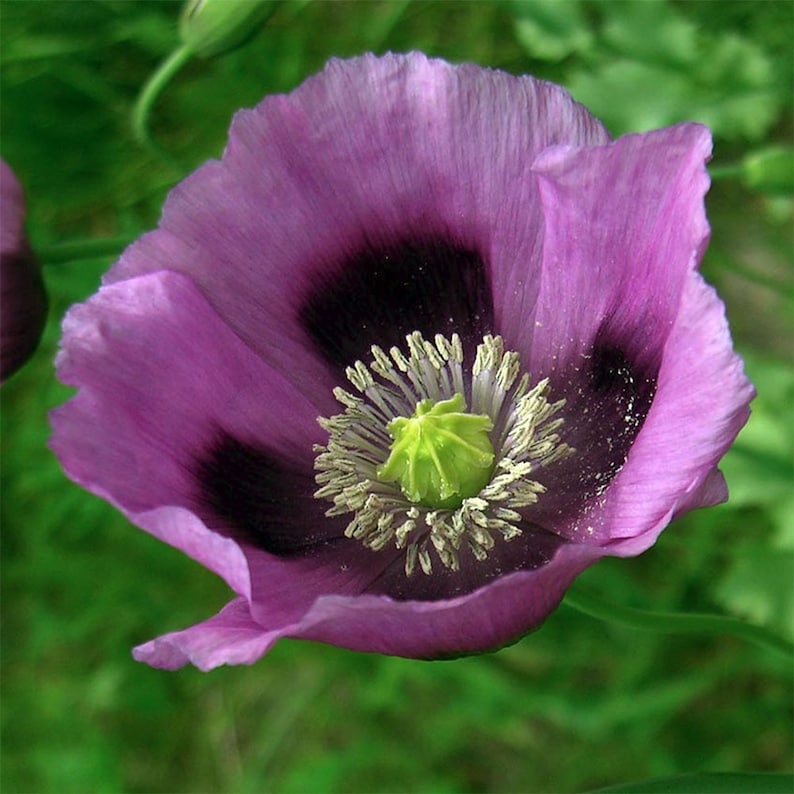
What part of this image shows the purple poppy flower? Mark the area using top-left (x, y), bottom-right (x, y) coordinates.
top-left (1, 159), bottom-right (47, 382)
top-left (51, 53), bottom-right (753, 670)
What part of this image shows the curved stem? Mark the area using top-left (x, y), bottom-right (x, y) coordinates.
top-left (131, 43), bottom-right (194, 167)
top-left (564, 587), bottom-right (794, 660)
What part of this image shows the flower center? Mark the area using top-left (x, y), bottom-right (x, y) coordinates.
top-left (314, 332), bottom-right (573, 576)
top-left (377, 393), bottom-right (495, 509)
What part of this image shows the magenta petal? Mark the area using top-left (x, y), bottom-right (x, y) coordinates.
top-left (51, 271), bottom-right (324, 586)
top-left (50, 55), bottom-right (754, 670)
top-left (529, 122), bottom-right (712, 378)
top-left (288, 543), bottom-right (602, 658)
top-left (602, 272), bottom-right (754, 556)
top-left (136, 543), bottom-right (601, 669)
top-left (52, 270), bottom-right (324, 508)
top-left (107, 53), bottom-right (607, 395)
top-left (671, 469), bottom-right (728, 519)
top-left (124, 506), bottom-right (252, 600)
top-left (51, 269), bottom-right (401, 618)
top-left (522, 123), bottom-right (717, 543)
top-left (133, 598), bottom-right (283, 671)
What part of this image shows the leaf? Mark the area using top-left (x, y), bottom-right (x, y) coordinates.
top-left (710, 354), bottom-right (794, 642)
top-left (720, 353), bottom-right (793, 510)
top-left (713, 546), bottom-right (794, 642)
top-left (511, 0), bottom-right (593, 62)
top-left (567, 1), bottom-right (780, 139)
top-left (600, 0), bottom-right (699, 68)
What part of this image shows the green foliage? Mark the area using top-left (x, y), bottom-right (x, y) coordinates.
top-left (712, 355), bottom-right (794, 642)
top-left (741, 147), bottom-right (794, 197)
top-left (511, 0), bottom-right (592, 62)
top-left (511, 0), bottom-right (789, 139)
top-left (593, 772), bottom-right (794, 793)
top-left (1, 1), bottom-right (792, 792)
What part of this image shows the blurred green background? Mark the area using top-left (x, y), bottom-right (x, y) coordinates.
top-left (1, 1), bottom-right (792, 792)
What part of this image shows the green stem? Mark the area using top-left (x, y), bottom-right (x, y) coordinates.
top-left (37, 236), bottom-right (135, 265)
top-left (564, 587), bottom-right (794, 660)
top-left (131, 43), bottom-right (194, 167)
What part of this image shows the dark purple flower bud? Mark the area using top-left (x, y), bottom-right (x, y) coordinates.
top-left (50, 54), bottom-right (754, 670)
top-left (1, 160), bottom-right (46, 383)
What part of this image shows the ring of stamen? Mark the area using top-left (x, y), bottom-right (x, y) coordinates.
top-left (314, 332), bottom-right (573, 576)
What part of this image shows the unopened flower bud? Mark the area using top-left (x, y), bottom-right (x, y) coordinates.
top-left (179, 0), bottom-right (274, 59)
top-left (1, 160), bottom-right (47, 383)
